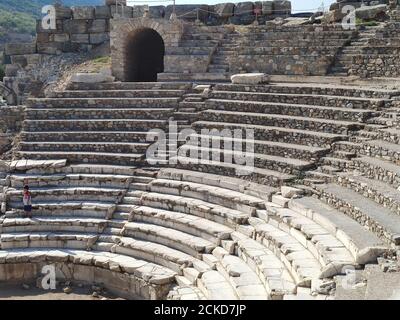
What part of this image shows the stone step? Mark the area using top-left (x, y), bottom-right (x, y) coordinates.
top-left (139, 191), bottom-right (249, 228)
top-left (265, 207), bottom-right (357, 271)
top-left (178, 145), bottom-right (315, 175)
top-left (172, 156), bottom-right (296, 187)
top-left (210, 91), bottom-right (386, 110)
top-left (332, 141), bottom-right (362, 153)
top-left (197, 270), bottom-right (238, 299)
top-left (185, 134), bottom-right (329, 161)
top-left (376, 128), bottom-right (400, 144)
top-left (6, 186), bottom-right (124, 202)
top-left (0, 232), bottom-right (99, 250)
top-left (48, 89), bottom-right (185, 99)
top-left (193, 121), bottom-right (347, 147)
top-left (30, 163), bottom-right (138, 176)
top-left (16, 151), bottom-right (145, 166)
top-left (315, 183), bottom-right (400, 245)
top-left (26, 108), bottom-right (175, 120)
top-left (19, 141), bottom-right (150, 154)
top-left (27, 97), bottom-right (180, 109)
top-left (23, 119), bottom-right (169, 132)
top-left (114, 236), bottom-right (210, 275)
top-left (148, 178), bottom-right (266, 215)
top-left (21, 131), bottom-right (150, 143)
top-left (352, 156), bottom-right (400, 188)
top-left (332, 151), bottom-right (357, 160)
top-left (66, 81), bottom-right (192, 91)
top-left (248, 218), bottom-right (323, 287)
top-left (200, 110), bottom-right (363, 134)
top-left (289, 197), bottom-right (388, 264)
top-left (158, 72), bottom-right (231, 83)
top-left (320, 157), bottom-right (353, 170)
top-left (361, 139), bottom-right (400, 164)
top-left (131, 206), bottom-right (233, 245)
top-left (337, 173), bottom-right (400, 217)
top-left (168, 284), bottom-right (206, 300)
top-left (214, 253), bottom-right (270, 300)
top-left (6, 200), bottom-right (115, 219)
top-left (121, 222), bottom-right (216, 258)
top-left (319, 165), bottom-right (342, 175)
top-left (9, 173), bottom-right (134, 189)
top-left (156, 168), bottom-right (276, 200)
top-left (206, 99), bottom-right (375, 122)
top-left (0, 216), bottom-right (109, 233)
top-left (213, 83), bottom-right (398, 99)
top-left (234, 236), bottom-right (296, 299)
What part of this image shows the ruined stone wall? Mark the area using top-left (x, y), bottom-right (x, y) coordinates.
top-left (350, 22), bottom-right (400, 77)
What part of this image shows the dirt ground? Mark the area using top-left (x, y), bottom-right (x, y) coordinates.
top-left (0, 283), bottom-right (124, 300)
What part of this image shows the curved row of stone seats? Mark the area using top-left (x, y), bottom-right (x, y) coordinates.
top-left (206, 99), bottom-right (378, 122)
top-left (210, 248), bottom-right (270, 300)
top-left (192, 121), bottom-right (346, 148)
top-left (288, 197), bottom-right (389, 264)
top-left (0, 248), bottom-right (177, 299)
top-left (138, 169), bottom-right (360, 289)
top-left (9, 172), bottom-right (134, 189)
top-left (314, 183), bottom-right (400, 246)
top-left (200, 109), bottom-right (364, 134)
top-left (26, 97), bottom-right (180, 109)
top-left (48, 89), bottom-right (187, 99)
top-left (209, 90), bottom-right (389, 109)
top-left (184, 133), bottom-right (329, 161)
top-left (129, 206), bottom-right (233, 245)
top-left (177, 145), bottom-right (314, 175)
top-left (212, 83), bottom-right (400, 99)
top-left (65, 82), bottom-right (192, 91)
top-left (121, 222), bottom-right (216, 259)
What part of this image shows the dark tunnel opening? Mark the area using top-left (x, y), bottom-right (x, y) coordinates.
top-left (124, 28), bottom-right (165, 82)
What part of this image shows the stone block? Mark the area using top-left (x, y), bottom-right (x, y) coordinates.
top-left (10, 55), bottom-right (28, 68)
top-left (214, 3), bottom-right (235, 18)
top-left (355, 4), bottom-right (388, 20)
top-left (63, 19), bottom-right (89, 34)
top-left (106, 0), bottom-right (126, 5)
top-left (281, 186), bottom-right (304, 199)
top-left (90, 33), bottom-right (110, 44)
top-left (5, 43), bottom-right (36, 56)
top-left (72, 6), bottom-right (95, 20)
top-left (231, 73), bottom-right (270, 84)
top-left (88, 19), bottom-right (107, 33)
top-left (149, 6), bottom-right (166, 18)
top-left (5, 65), bottom-right (19, 77)
top-left (54, 5), bottom-right (72, 19)
top-left (262, 1), bottom-right (274, 15)
top-left (71, 34), bottom-right (90, 44)
top-left (273, 0), bottom-right (292, 16)
top-left (234, 2), bottom-right (254, 16)
top-left (71, 72), bottom-right (115, 84)
top-left (37, 42), bottom-right (63, 55)
top-left (36, 33), bottom-right (50, 44)
top-left (51, 33), bottom-right (70, 42)
top-left (95, 6), bottom-right (111, 19)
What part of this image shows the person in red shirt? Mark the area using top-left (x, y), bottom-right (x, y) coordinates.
top-left (23, 185), bottom-right (32, 218)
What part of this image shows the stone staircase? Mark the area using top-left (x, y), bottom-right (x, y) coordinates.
top-left (329, 25), bottom-right (382, 76)
top-left (15, 82), bottom-right (191, 166)
top-left (172, 82), bottom-right (393, 187)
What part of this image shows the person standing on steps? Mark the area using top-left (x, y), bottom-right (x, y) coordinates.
top-left (23, 185), bottom-right (32, 218)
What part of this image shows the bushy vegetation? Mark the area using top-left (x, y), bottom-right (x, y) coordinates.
top-left (0, 9), bottom-right (36, 35)
top-left (356, 18), bottom-right (379, 27)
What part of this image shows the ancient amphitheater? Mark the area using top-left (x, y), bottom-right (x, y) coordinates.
top-left (0, 0), bottom-right (400, 300)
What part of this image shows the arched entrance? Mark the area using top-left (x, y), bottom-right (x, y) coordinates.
top-left (124, 28), bottom-right (165, 82)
